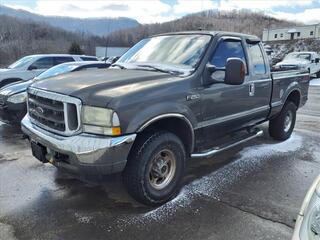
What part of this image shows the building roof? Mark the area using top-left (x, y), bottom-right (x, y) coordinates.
top-left (263, 23), bottom-right (320, 31)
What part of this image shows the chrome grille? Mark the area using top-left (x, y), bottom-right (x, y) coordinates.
top-left (27, 88), bottom-right (82, 135)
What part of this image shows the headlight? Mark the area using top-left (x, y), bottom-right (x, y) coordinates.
top-left (82, 106), bottom-right (121, 136)
top-left (7, 92), bottom-right (27, 104)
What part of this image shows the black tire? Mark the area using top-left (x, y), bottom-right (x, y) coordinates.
top-left (316, 71), bottom-right (320, 78)
top-left (123, 131), bottom-right (186, 206)
top-left (269, 101), bottom-right (297, 141)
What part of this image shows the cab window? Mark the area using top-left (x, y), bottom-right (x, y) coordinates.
top-left (210, 40), bottom-right (247, 69)
top-left (247, 43), bottom-right (266, 75)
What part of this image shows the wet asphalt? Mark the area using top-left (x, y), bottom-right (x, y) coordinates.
top-left (0, 83), bottom-right (319, 240)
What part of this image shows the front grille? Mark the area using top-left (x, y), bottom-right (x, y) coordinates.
top-left (27, 88), bottom-right (81, 135)
top-left (0, 95), bottom-right (6, 106)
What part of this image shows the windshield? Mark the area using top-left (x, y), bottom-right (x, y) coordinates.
top-left (117, 34), bottom-right (211, 75)
top-left (284, 53), bottom-right (311, 61)
top-left (36, 64), bottom-right (79, 80)
top-left (8, 56), bottom-right (35, 69)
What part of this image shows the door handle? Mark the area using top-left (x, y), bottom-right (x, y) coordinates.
top-left (249, 83), bottom-right (255, 96)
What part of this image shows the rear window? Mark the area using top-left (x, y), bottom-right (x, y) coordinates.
top-left (81, 57), bottom-right (98, 61)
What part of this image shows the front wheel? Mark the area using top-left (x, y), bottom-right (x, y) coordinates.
top-left (269, 101), bottom-right (297, 141)
top-left (123, 131), bottom-right (186, 206)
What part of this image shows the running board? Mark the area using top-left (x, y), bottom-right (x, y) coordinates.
top-left (191, 129), bottom-right (264, 158)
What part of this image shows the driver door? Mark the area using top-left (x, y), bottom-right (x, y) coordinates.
top-left (199, 38), bottom-right (253, 148)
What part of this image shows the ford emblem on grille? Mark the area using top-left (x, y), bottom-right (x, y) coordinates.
top-left (35, 106), bottom-right (44, 115)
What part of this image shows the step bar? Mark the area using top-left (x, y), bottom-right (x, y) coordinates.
top-left (191, 129), bottom-right (264, 158)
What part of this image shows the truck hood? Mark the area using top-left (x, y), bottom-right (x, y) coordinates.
top-left (276, 59), bottom-right (310, 66)
top-left (30, 69), bottom-right (178, 106)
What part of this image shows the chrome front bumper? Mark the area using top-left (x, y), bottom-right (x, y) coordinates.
top-left (21, 115), bottom-right (136, 175)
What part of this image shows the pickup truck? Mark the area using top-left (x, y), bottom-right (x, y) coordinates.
top-left (21, 31), bottom-right (310, 206)
top-left (274, 51), bottom-right (320, 77)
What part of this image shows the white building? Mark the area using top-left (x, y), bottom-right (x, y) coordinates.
top-left (262, 24), bottom-right (320, 42)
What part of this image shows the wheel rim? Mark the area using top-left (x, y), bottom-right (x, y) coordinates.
top-left (148, 149), bottom-right (176, 190)
top-left (284, 110), bottom-right (293, 132)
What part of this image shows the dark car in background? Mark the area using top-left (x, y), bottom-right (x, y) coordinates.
top-left (0, 61), bottom-right (108, 125)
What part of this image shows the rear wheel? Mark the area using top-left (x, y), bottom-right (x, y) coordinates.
top-left (269, 101), bottom-right (297, 141)
top-left (123, 131), bottom-right (186, 206)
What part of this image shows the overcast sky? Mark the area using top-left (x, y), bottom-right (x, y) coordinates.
top-left (2, 0), bottom-right (320, 24)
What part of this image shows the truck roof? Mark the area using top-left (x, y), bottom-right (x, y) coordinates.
top-left (153, 30), bottom-right (260, 41)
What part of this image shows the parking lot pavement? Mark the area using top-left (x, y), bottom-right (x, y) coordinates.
top-left (0, 85), bottom-right (319, 240)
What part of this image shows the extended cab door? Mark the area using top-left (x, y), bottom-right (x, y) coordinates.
top-left (198, 37), bottom-right (254, 148)
top-left (245, 41), bottom-right (272, 122)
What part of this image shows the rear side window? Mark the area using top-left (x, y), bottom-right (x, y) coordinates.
top-left (247, 44), bottom-right (266, 75)
top-left (55, 57), bottom-right (75, 65)
top-left (211, 40), bottom-right (247, 69)
top-left (81, 57), bottom-right (98, 61)
top-left (30, 57), bottom-right (55, 69)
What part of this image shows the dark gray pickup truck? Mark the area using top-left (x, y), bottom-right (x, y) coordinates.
top-left (22, 31), bottom-right (309, 206)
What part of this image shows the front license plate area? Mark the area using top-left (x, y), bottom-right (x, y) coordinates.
top-left (31, 141), bottom-right (48, 163)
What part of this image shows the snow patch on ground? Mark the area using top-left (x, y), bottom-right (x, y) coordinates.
top-left (74, 212), bottom-right (92, 224)
top-left (120, 133), bottom-right (303, 226)
top-left (0, 222), bottom-right (17, 240)
top-left (310, 78), bottom-right (320, 86)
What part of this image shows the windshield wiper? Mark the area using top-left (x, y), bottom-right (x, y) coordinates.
top-left (136, 64), bottom-right (183, 76)
top-left (111, 63), bottom-right (126, 69)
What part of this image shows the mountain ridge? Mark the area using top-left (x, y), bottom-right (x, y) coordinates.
top-left (0, 5), bottom-right (140, 36)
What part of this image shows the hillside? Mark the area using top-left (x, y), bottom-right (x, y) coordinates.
top-left (0, 5), bottom-right (140, 36)
top-left (0, 15), bottom-right (106, 67)
top-left (105, 10), bottom-right (300, 47)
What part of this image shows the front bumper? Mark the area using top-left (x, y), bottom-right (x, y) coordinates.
top-left (21, 115), bottom-right (136, 176)
top-left (0, 102), bottom-right (27, 125)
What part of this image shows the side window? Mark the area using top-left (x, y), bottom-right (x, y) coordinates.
top-left (54, 57), bottom-right (75, 65)
top-left (80, 57), bottom-right (98, 61)
top-left (247, 44), bottom-right (266, 75)
top-left (29, 57), bottom-right (55, 69)
top-left (211, 40), bottom-right (247, 70)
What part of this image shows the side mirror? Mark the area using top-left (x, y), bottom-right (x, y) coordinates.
top-left (224, 58), bottom-right (246, 85)
top-left (203, 63), bottom-right (225, 85)
top-left (315, 58), bottom-right (320, 63)
top-left (28, 65), bottom-right (37, 70)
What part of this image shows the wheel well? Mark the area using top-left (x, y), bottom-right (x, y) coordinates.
top-left (286, 90), bottom-right (300, 108)
top-left (138, 117), bottom-right (194, 154)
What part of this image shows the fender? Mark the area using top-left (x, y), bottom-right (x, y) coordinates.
top-left (124, 102), bottom-right (197, 151)
top-left (125, 102), bottom-right (197, 132)
top-left (270, 82), bottom-right (302, 119)
top-left (282, 81), bottom-right (301, 107)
